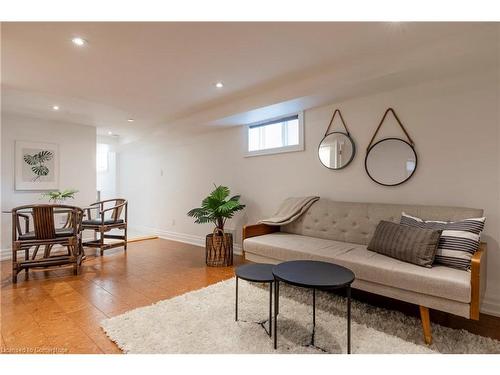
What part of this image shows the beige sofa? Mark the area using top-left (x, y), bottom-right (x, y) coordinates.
top-left (242, 199), bottom-right (487, 344)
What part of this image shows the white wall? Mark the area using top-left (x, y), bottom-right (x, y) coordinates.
top-left (1, 113), bottom-right (96, 252)
top-left (119, 69), bottom-right (500, 315)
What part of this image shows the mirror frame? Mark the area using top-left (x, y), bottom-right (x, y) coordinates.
top-left (318, 131), bottom-right (356, 170)
top-left (364, 137), bottom-right (418, 186)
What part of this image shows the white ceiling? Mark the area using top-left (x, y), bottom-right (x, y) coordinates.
top-left (1, 22), bottom-right (497, 142)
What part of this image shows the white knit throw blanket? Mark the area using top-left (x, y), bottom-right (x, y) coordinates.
top-left (259, 196), bottom-right (319, 226)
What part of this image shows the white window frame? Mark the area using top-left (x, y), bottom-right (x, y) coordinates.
top-left (245, 112), bottom-right (304, 157)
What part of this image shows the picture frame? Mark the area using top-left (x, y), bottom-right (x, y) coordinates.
top-left (15, 141), bottom-right (59, 191)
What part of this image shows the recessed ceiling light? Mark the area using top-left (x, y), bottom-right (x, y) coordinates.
top-left (108, 131), bottom-right (113, 135)
top-left (127, 119), bottom-right (134, 122)
top-left (215, 82), bottom-right (224, 88)
top-left (52, 105), bottom-right (60, 111)
top-left (72, 37), bottom-right (87, 46)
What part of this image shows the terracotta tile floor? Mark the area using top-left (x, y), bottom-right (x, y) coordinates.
top-left (0, 238), bottom-right (244, 354)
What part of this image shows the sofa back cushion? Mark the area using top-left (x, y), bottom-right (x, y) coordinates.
top-left (281, 199), bottom-right (483, 246)
top-left (367, 220), bottom-right (442, 267)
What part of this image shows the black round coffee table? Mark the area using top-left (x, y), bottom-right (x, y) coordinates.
top-left (272, 260), bottom-right (355, 353)
top-left (235, 263), bottom-right (275, 337)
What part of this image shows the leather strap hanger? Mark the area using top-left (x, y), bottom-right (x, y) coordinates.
top-left (367, 108), bottom-right (414, 150)
top-left (324, 109), bottom-right (350, 137)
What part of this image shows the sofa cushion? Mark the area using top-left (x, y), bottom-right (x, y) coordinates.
top-left (367, 220), bottom-right (441, 267)
top-left (243, 232), bottom-right (359, 262)
top-left (333, 246), bottom-right (470, 303)
top-left (244, 233), bottom-right (471, 303)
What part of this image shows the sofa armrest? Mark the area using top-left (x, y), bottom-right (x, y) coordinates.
top-left (242, 224), bottom-right (280, 257)
top-left (242, 223), bottom-right (280, 240)
top-left (470, 242), bottom-right (487, 320)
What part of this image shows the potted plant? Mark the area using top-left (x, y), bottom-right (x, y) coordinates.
top-left (187, 185), bottom-right (245, 266)
top-left (41, 189), bottom-right (79, 203)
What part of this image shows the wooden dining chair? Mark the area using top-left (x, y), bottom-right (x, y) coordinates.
top-left (81, 198), bottom-right (128, 256)
top-left (11, 204), bottom-right (84, 283)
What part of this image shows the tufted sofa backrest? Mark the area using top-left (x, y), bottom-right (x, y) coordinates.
top-left (281, 199), bottom-right (484, 245)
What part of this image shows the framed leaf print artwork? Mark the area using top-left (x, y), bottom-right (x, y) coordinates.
top-left (15, 141), bottom-right (59, 190)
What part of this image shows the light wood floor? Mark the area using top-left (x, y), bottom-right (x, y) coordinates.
top-left (0, 239), bottom-right (244, 354)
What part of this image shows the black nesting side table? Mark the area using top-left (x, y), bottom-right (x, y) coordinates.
top-left (272, 260), bottom-right (355, 353)
top-left (235, 263), bottom-right (275, 337)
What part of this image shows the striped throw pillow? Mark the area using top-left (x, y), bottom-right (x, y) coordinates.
top-left (400, 212), bottom-right (485, 270)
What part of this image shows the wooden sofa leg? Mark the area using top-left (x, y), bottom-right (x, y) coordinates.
top-left (419, 306), bottom-right (432, 345)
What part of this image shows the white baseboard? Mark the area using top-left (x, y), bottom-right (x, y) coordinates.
top-left (481, 296), bottom-right (500, 317)
top-left (129, 225), bottom-right (243, 255)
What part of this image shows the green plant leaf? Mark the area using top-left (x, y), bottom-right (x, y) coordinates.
top-left (187, 207), bottom-right (209, 218)
top-left (187, 185), bottom-right (245, 231)
top-left (60, 189), bottom-right (78, 198)
top-left (211, 185), bottom-right (230, 202)
top-left (41, 189), bottom-right (78, 202)
top-left (216, 200), bottom-right (242, 215)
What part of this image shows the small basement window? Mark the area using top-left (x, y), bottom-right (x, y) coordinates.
top-left (246, 113), bottom-right (304, 156)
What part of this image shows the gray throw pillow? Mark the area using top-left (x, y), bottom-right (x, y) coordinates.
top-left (367, 220), bottom-right (442, 267)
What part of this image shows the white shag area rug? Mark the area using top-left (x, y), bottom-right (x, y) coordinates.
top-left (101, 279), bottom-right (500, 354)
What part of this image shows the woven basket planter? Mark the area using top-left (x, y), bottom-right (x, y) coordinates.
top-left (205, 232), bottom-right (233, 267)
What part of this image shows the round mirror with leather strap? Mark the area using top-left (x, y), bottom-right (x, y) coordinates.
top-left (318, 109), bottom-right (356, 170)
top-left (364, 108), bottom-right (418, 186)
